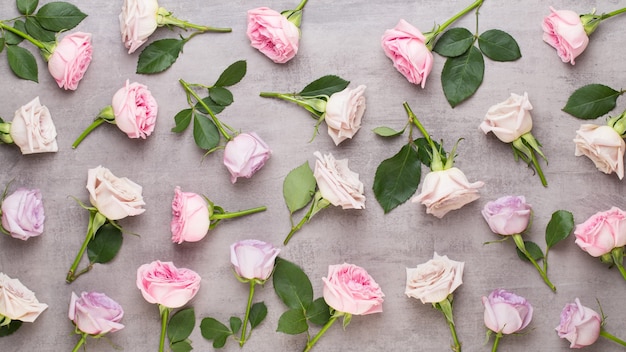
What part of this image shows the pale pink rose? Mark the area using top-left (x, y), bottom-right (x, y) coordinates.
top-left (313, 151), bottom-right (365, 209)
top-left (480, 92), bottom-right (533, 143)
top-left (112, 80), bottom-right (158, 139)
top-left (1, 188), bottom-right (44, 241)
top-left (542, 7), bottom-right (589, 65)
top-left (482, 289), bottom-right (533, 334)
top-left (381, 19), bottom-right (434, 88)
top-left (247, 7), bottom-right (300, 64)
top-left (136, 260), bottom-right (201, 309)
top-left (405, 253), bottom-right (464, 304)
top-left (119, 0), bottom-right (159, 54)
top-left (223, 132), bottom-right (271, 183)
top-left (230, 239), bottom-right (280, 281)
top-left (325, 85), bottom-right (366, 145)
top-left (574, 124), bottom-right (625, 179)
top-left (322, 263), bottom-right (384, 315)
top-left (0, 272), bottom-right (47, 323)
top-left (556, 298), bottom-right (601, 349)
top-left (574, 207), bottom-right (626, 257)
top-left (9, 97), bottom-right (58, 154)
top-left (68, 291), bottom-right (124, 335)
top-left (482, 196), bottom-right (532, 236)
top-left (47, 32), bottom-right (92, 90)
top-left (170, 187), bottom-right (210, 244)
top-left (411, 167), bottom-right (484, 218)
top-left (86, 166), bottom-right (145, 221)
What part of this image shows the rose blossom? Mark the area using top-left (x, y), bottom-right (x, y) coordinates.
top-left (482, 196), bottom-right (532, 236)
top-left (1, 188), bottom-right (45, 241)
top-left (9, 97), bottom-right (58, 154)
top-left (86, 166), bottom-right (145, 221)
top-left (68, 291), bottom-right (124, 335)
top-left (405, 253), bottom-right (464, 304)
top-left (322, 263), bottom-right (384, 315)
top-left (411, 167), bottom-right (484, 218)
top-left (555, 298), bottom-right (602, 348)
top-left (574, 207), bottom-right (626, 257)
top-left (111, 80), bottom-right (158, 139)
top-left (170, 186), bottom-right (210, 244)
top-left (573, 124), bottom-right (625, 179)
top-left (542, 7), bottom-right (589, 65)
top-left (313, 151), bottom-right (365, 209)
top-left (223, 132), bottom-right (271, 183)
top-left (47, 32), bottom-right (93, 90)
top-left (136, 260), bottom-right (201, 309)
top-left (230, 239), bottom-right (280, 281)
top-left (119, 0), bottom-right (159, 54)
top-left (381, 19), bottom-right (434, 88)
top-left (482, 288), bottom-right (533, 334)
top-left (325, 85), bottom-right (366, 146)
top-left (480, 92), bottom-right (533, 143)
top-left (0, 272), bottom-right (47, 323)
top-left (247, 7), bottom-right (300, 64)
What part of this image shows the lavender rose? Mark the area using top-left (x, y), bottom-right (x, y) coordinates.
top-left (1, 188), bottom-right (44, 241)
top-left (230, 239), bottom-right (280, 281)
top-left (555, 298), bottom-right (601, 348)
top-left (482, 196), bottom-right (532, 236)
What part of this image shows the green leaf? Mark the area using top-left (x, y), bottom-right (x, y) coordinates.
top-left (299, 75), bottom-right (349, 97)
top-left (17, 0), bottom-right (38, 15)
top-left (433, 27), bottom-right (474, 57)
top-left (249, 302), bottom-right (267, 329)
top-left (545, 210), bottom-right (575, 248)
top-left (441, 46), bottom-right (485, 107)
top-left (199, 317), bottom-right (232, 348)
top-left (277, 308), bottom-right (309, 335)
top-left (562, 84), bottom-right (621, 119)
top-left (414, 138), bottom-right (445, 166)
top-left (283, 162), bottom-right (317, 214)
top-left (170, 341), bottom-right (193, 352)
top-left (25, 17), bottom-right (56, 43)
top-left (0, 320), bottom-right (22, 337)
top-left (478, 29), bottom-right (521, 62)
top-left (208, 86), bottom-right (234, 106)
top-left (0, 38), bottom-right (4, 53)
top-left (167, 308), bottom-right (195, 343)
top-left (214, 60), bottom-right (247, 87)
top-left (136, 38), bottom-right (185, 74)
top-left (193, 114), bottom-right (220, 150)
top-left (305, 298), bottom-right (331, 326)
top-left (172, 108), bottom-right (193, 133)
top-left (195, 97), bottom-right (226, 115)
top-left (7, 45), bottom-right (38, 82)
top-left (4, 21), bottom-right (26, 45)
top-left (35, 2), bottom-right (87, 32)
top-left (87, 223), bottom-right (123, 264)
top-left (516, 241), bottom-right (544, 262)
top-left (229, 316), bottom-right (242, 334)
top-left (373, 143), bottom-right (421, 213)
top-left (372, 126), bottom-right (404, 137)
top-left (273, 257), bottom-right (314, 310)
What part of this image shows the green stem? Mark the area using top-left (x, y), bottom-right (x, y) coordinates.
top-left (529, 147), bottom-right (547, 187)
top-left (211, 206), bottom-right (267, 220)
top-left (600, 329), bottom-right (626, 347)
top-left (512, 234), bottom-right (556, 292)
top-left (71, 333), bottom-right (88, 352)
top-left (447, 319), bottom-right (461, 352)
top-left (403, 102), bottom-right (433, 146)
top-left (66, 212), bottom-right (106, 283)
top-left (157, 8), bottom-right (231, 32)
top-left (294, 0), bottom-right (309, 11)
top-left (0, 22), bottom-right (46, 50)
top-left (179, 79), bottom-right (232, 140)
top-left (611, 250), bottom-right (626, 282)
top-left (491, 332), bottom-right (502, 352)
top-left (604, 7), bottom-right (626, 19)
top-left (303, 315), bottom-right (338, 352)
top-left (239, 281), bottom-right (256, 347)
top-left (284, 201), bottom-right (315, 245)
top-left (159, 306), bottom-right (170, 352)
top-left (436, 0), bottom-right (483, 35)
top-left (72, 118), bottom-right (106, 148)
top-left (259, 92), bottom-right (325, 119)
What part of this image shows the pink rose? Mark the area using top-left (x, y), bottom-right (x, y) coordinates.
top-left (573, 124), bottom-right (625, 179)
top-left (119, 0), bottom-right (159, 54)
top-left (480, 92), bottom-right (533, 143)
top-left (381, 19), bottom-right (434, 88)
top-left (1, 188), bottom-right (45, 241)
top-left (9, 97), bottom-right (58, 154)
top-left (246, 7), bottom-right (300, 64)
top-left (47, 32), bottom-right (93, 90)
top-left (405, 253), bottom-right (464, 304)
top-left (482, 289), bottom-right (533, 335)
top-left (230, 239), bottom-right (280, 281)
top-left (86, 166), bottom-right (145, 221)
top-left (555, 298), bottom-right (601, 348)
top-left (574, 207), bottom-right (626, 257)
top-left (223, 132), bottom-right (271, 183)
top-left (411, 167), bottom-right (484, 218)
top-left (542, 7), bottom-right (589, 65)
top-left (170, 186), bottom-right (210, 244)
top-left (313, 151), bottom-right (365, 209)
top-left (325, 85), bottom-right (366, 145)
top-left (0, 272), bottom-right (47, 323)
top-left (68, 291), bottom-right (124, 335)
top-left (482, 196), bottom-right (532, 236)
top-left (112, 80), bottom-right (158, 139)
top-left (136, 260), bottom-right (201, 309)
top-left (322, 263), bottom-right (384, 315)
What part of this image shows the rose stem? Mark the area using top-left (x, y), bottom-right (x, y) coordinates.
top-left (72, 118), bottom-right (106, 148)
top-left (530, 151), bottom-right (547, 187)
top-left (0, 22), bottom-right (45, 49)
top-left (491, 332), bottom-right (502, 352)
top-left (611, 250), bottom-right (626, 282)
top-left (284, 201), bottom-right (315, 245)
top-left (512, 234), bottom-right (556, 292)
top-left (211, 206), bottom-right (267, 220)
top-left (239, 281), bottom-right (256, 347)
top-left (436, 0), bottom-right (483, 35)
top-left (159, 305), bottom-right (171, 352)
top-left (303, 315), bottom-right (338, 352)
top-left (66, 212), bottom-right (101, 283)
top-left (71, 333), bottom-right (88, 352)
top-left (604, 7), bottom-right (626, 19)
top-left (179, 79), bottom-right (232, 141)
top-left (295, 0), bottom-right (308, 11)
top-left (600, 329), bottom-right (626, 347)
top-left (156, 8), bottom-right (231, 32)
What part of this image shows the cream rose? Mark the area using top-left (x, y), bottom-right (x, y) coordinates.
top-left (574, 124), bottom-right (625, 179)
top-left (0, 272), bottom-right (48, 323)
top-left (86, 166), bottom-right (145, 221)
top-left (9, 97), bottom-right (58, 154)
top-left (313, 151), bottom-right (365, 209)
top-left (119, 0), bottom-right (159, 54)
top-left (405, 253), bottom-right (464, 304)
top-left (480, 92), bottom-right (533, 143)
top-left (324, 85), bottom-right (366, 146)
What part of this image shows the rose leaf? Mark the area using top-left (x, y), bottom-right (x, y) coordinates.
top-left (441, 46), bottom-right (484, 108)
top-left (249, 302), bottom-right (268, 329)
top-left (17, 0), bottom-right (39, 16)
top-left (0, 320), bottom-right (22, 337)
top-left (305, 297), bottom-right (331, 326)
top-left (545, 210), bottom-right (574, 249)
top-left (35, 2), bottom-right (87, 32)
top-left (199, 317), bottom-right (232, 348)
top-left (372, 126), bottom-right (405, 137)
top-left (192, 114), bottom-right (220, 150)
top-left (299, 75), bottom-right (349, 97)
top-left (170, 341), bottom-right (193, 352)
top-left (373, 143), bottom-right (421, 213)
top-left (136, 38), bottom-right (185, 74)
top-left (277, 308), bottom-right (309, 335)
top-left (4, 21), bottom-right (26, 45)
top-left (433, 27), bottom-right (474, 58)
top-left (214, 60), bottom-right (247, 87)
top-left (168, 308), bottom-right (195, 344)
top-left (562, 84), bottom-right (621, 119)
top-left (229, 316), bottom-right (242, 335)
top-left (209, 86), bottom-right (234, 107)
top-left (283, 162), bottom-right (317, 214)
top-left (515, 241), bottom-right (544, 262)
top-left (87, 223), bottom-right (123, 264)
top-left (6, 45), bottom-right (38, 82)
top-left (25, 17), bottom-right (56, 43)
top-left (194, 96), bottom-right (226, 115)
top-left (478, 29), bottom-right (522, 62)
top-left (171, 109), bottom-right (193, 133)
top-left (272, 257), bottom-right (314, 310)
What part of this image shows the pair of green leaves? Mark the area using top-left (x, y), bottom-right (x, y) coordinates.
top-left (562, 84), bottom-right (626, 120)
top-left (167, 308), bottom-right (196, 352)
top-left (515, 210), bottom-right (575, 264)
top-left (433, 28), bottom-right (521, 107)
top-left (86, 222), bottom-right (123, 266)
top-left (199, 302), bottom-right (267, 348)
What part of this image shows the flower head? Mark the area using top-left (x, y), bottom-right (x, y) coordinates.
top-left (482, 288), bottom-right (533, 334)
top-left (0, 273), bottom-right (47, 323)
top-left (1, 187), bottom-right (45, 240)
top-left (170, 187), bottom-right (210, 244)
top-left (542, 7), bottom-right (589, 64)
top-left (556, 298), bottom-right (601, 348)
top-left (482, 196), bottom-right (532, 236)
top-left (322, 263), bottom-right (384, 316)
top-left (136, 260), bottom-right (201, 309)
top-left (313, 152), bottom-right (365, 210)
top-left (9, 97), bottom-right (58, 154)
top-left (223, 133), bottom-right (271, 183)
top-left (69, 291), bottom-right (124, 336)
top-left (230, 240), bottom-right (280, 281)
top-left (246, 7), bottom-right (301, 64)
top-left (405, 253), bottom-right (464, 304)
top-left (47, 32), bottom-right (93, 90)
top-left (574, 207), bottom-right (626, 257)
top-left (574, 124), bottom-right (625, 179)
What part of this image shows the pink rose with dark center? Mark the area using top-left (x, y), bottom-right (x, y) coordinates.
top-left (574, 207), bottom-right (626, 257)
top-left (112, 80), bottom-right (158, 139)
top-left (322, 263), bottom-right (384, 315)
top-left (47, 32), bottom-right (93, 90)
top-left (247, 7), bottom-right (300, 64)
top-left (136, 260), bottom-right (201, 309)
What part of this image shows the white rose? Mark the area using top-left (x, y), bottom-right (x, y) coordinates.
top-left (325, 85), bottom-right (366, 145)
top-left (405, 253), bottom-right (464, 304)
top-left (119, 0), bottom-right (159, 54)
top-left (10, 97), bottom-right (58, 154)
top-left (313, 152), bottom-right (365, 209)
top-left (0, 273), bottom-right (47, 323)
top-left (86, 166), bottom-right (145, 220)
top-left (574, 124), bottom-right (625, 179)
top-left (480, 92), bottom-right (533, 143)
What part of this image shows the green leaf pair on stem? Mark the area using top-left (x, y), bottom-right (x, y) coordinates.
top-left (162, 307), bottom-right (195, 352)
top-left (563, 83), bottom-right (626, 120)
